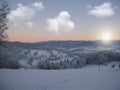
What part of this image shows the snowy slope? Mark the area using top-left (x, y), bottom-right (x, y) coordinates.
top-left (1, 43), bottom-right (120, 69)
top-left (0, 62), bottom-right (120, 90)
top-left (1, 44), bottom-right (119, 69)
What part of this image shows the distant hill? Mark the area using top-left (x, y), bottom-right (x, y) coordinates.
top-left (6, 40), bottom-right (120, 49)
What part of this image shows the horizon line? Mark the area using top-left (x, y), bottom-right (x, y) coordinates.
top-left (8, 39), bottom-right (120, 43)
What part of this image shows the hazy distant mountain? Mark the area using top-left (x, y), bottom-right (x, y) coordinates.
top-left (6, 40), bottom-right (120, 49)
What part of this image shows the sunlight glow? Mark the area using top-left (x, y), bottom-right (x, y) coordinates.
top-left (102, 33), bottom-right (111, 42)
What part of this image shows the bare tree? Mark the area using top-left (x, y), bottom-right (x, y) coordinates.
top-left (0, 1), bottom-right (10, 46)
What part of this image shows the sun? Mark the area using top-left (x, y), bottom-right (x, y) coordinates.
top-left (102, 33), bottom-right (111, 42)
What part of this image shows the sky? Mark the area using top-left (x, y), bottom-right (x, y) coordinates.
top-left (4, 0), bottom-right (120, 42)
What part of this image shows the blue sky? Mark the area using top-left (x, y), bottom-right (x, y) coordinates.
top-left (5, 0), bottom-right (120, 42)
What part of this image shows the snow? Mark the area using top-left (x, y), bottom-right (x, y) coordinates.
top-left (30, 49), bottom-right (50, 58)
top-left (82, 61), bottom-right (120, 70)
top-left (19, 60), bottom-right (28, 66)
top-left (0, 62), bottom-right (120, 90)
top-left (52, 50), bottom-right (68, 58)
top-left (32, 60), bottom-right (39, 66)
top-left (70, 46), bottom-right (118, 54)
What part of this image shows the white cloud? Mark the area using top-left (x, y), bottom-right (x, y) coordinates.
top-left (32, 2), bottom-right (44, 10)
top-left (47, 11), bottom-right (75, 34)
top-left (26, 22), bottom-right (33, 28)
top-left (87, 2), bottom-right (116, 18)
top-left (8, 2), bottom-right (44, 28)
top-left (8, 4), bottom-right (35, 22)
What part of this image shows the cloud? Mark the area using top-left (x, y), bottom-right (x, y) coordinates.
top-left (47, 11), bottom-right (75, 34)
top-left (32, 2), bottom-right (44, 10)
top-left (26, 22), bottom-right (33, 28)
top-left (8, 4), bottom-right (35, 22)
top-left (8, 2), bottom-right (44, 28)
top-left (87, 2), bottom-right (116, 18)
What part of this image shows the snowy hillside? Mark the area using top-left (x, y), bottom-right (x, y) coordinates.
top-left (1, 41), bottom-right (120, 69)
top-left (13, 46), bottom-right (120, 69)
top-left (0, 62), bottom-right (120, 90)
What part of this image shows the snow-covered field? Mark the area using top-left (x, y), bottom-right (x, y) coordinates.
top-left (0, 62), bottom-right (120, 90)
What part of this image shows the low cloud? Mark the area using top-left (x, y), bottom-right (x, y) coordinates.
top-left (8, 2), bottom-right (44, 28)
top-left (87, 2), bottom-right (116, 18)
top-left (8, 4), bottom-right (35, 21)
top-left (32, 2), bottom-right (44, 10)
top-left (47, 11), bottom-right (75, 34)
